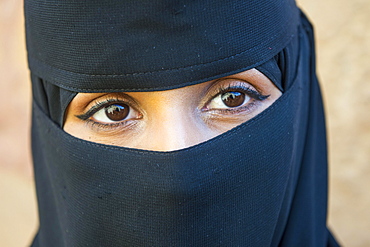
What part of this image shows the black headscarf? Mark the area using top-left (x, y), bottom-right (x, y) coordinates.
top-left (25, 0), bottom-right (339, 246)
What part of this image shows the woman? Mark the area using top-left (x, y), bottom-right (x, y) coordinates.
top-left (25, 0), bottom-right (339, 246)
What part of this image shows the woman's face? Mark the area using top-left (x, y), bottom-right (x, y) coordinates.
top-left (64, 69), bottom-right (281, 151)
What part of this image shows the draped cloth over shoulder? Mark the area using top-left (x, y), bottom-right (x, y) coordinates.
top-left (25, 0), bottom-right (339, 246)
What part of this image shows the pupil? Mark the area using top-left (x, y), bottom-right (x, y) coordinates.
top-left (105, 103), bottom-right (129, 121)
top-left (221, 92), bottom-right (245, 107)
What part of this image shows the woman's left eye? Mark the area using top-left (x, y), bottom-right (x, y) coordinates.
top-left (207, 91), bottom-right (249, 109)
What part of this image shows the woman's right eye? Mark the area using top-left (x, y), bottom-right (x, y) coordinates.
top-left (92, 103), bottom-right (132, 123)
top-left (89, 102), bottom-right (146, 125)
top-left (76, 98), bottom-right (143, 126)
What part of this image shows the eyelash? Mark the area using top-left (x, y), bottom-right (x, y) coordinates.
top-left (76, 97), bottom-right (138, 130)
top-left (203, 84), bottom-right (269, 114)
top-left (217, 84), bottom-right (268, 101)
top-left (76, 83), bottom-right (269, 129)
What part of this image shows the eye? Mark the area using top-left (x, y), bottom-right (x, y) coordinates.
top-left (92, 102), bottom-right (135, 123)
top-left (202, 81), bottom-right (269, 114)
top-left (208, 91), bottom-right (249, 109)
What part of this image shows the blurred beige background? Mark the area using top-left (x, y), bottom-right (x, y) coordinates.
top-left (0, 0), bottom-right (369, 246)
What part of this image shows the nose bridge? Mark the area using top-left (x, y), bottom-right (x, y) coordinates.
top-left (149, 104), bottom-right (201, 151)
top-left (136, 86), bottom-right (216, 151)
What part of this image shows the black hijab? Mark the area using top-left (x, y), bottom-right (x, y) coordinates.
top-left (25, 0), bottom-right (339, 246)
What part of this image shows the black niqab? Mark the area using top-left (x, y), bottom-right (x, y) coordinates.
top-left (25, 0), bottom-right (339, 246)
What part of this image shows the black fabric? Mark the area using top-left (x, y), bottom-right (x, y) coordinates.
top-left (25, 0), bottom-right (298, 92)
top-left (31, 62), bottom-right (303, 246)
top-left (256, 58), bottom-right (283, 92)
top-left (31, 74), bottom-right (77, 125)
top-left (25, 0), bottom-right (339, 246)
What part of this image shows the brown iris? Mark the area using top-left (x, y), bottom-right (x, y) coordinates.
top-left (221, 92), bottom-right (245, 107)
top-left (105, 103), bottom-right (129, 121)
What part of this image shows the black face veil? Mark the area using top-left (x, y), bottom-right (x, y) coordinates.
top-left (25, 0), bottom-right (339, 246)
